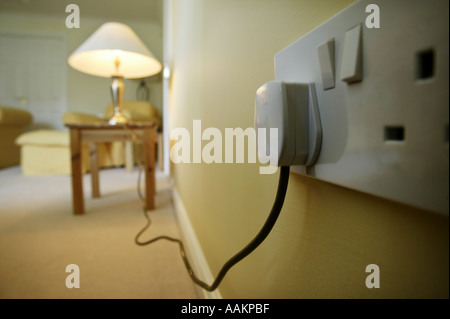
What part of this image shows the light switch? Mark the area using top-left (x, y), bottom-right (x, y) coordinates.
top-left (340, 24), bottom-right (362, 83)
top-left (317, 38), bottom-right (335, 90)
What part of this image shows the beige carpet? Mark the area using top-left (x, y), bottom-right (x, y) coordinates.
top-left (0, 165), bottom-right (199, 299)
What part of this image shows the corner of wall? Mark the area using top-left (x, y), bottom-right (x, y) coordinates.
top-left (171, 187), bottom-right (223, 299)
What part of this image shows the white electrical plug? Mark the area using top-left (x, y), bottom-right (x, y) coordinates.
top-left (254, 81), bottom-right (322, 168)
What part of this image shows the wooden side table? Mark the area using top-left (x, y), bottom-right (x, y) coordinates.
top-left (66, 123), bottom-right (156, 215)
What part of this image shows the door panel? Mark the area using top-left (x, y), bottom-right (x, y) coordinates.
top-left (0, 33), bottom-right (67, 130)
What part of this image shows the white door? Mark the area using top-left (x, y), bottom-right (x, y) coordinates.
top-left (0, 32), bottom-right (67, 130)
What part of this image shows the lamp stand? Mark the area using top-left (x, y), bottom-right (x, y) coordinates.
top-left (109, 75), bottom-right (127, 125)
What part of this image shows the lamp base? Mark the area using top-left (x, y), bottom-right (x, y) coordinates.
top-left (108, 112), bottom-right (128, 125)
top-left (109, 74), bottom-right (127, 125)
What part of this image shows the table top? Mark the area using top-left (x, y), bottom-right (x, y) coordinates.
top-left (65, 122), bottom-right (156, 130)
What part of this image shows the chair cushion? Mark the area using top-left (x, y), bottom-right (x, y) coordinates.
top-left (15, 130), bottom-right (69, 147)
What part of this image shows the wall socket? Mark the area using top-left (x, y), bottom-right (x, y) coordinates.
top-left (274, 0), bottom-right (448, 214)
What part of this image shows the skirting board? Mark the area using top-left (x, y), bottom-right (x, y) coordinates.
top-left (172, 187), bottom-right (223, 299)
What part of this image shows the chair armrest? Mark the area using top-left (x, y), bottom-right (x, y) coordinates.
top-left (104, 101), bottom-right (161, 128)
top-left (121, 110), bottom-right (161, 128)
top-left (0, 106), bottom-right (33, 126)
top-left (62, 112), bottom-right (105, 125)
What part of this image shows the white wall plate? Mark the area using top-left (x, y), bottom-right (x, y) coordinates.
top-left (274, 0), bottom-right (448, 214)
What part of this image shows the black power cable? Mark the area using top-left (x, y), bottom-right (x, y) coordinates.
top-left (134, 165), bottom-right (290, 292)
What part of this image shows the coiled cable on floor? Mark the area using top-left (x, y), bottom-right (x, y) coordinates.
top-left (133, 151), bottom-right (290, 291)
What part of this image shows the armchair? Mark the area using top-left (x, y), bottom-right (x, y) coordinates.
top-left (0, 105), bottom-right (33, 169)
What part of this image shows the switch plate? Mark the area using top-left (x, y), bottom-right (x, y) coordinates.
top-left (317, 38), bottom-right (336, 89)
top-left (274, 0), bottom-right (448, 214)
top-left (340, 24), bottom-right (362, 83)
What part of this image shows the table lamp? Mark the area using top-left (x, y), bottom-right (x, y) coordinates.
top-left (68, 22), bottom-right (162, 125)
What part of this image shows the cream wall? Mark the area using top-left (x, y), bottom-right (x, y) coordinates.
top-left (0, 12), bottom-right (163, 118)
top-left (168, 0), bottom-right (449, 298)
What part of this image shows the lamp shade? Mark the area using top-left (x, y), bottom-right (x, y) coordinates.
top-left (68, 22), bottom-right (162, 79)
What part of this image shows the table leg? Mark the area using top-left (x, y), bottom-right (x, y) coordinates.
top-left (69, 128), bottom-right (84, 215)
top-left (90, 142), bottom-right (100, 198)
top-left (157, 132), bottom-right (163, 172)
top-left (143, 127), bottom-right (155, 210)
top-left (125, 141), bottom-right (133, 172)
